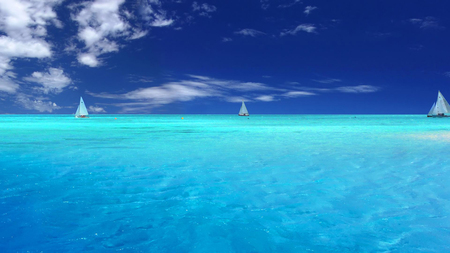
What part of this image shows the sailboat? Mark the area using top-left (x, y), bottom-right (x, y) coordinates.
top-left (427, 91), bottom-right (450, 117)
top-left (75, 97), bottom-right (89, 118)
top-left (238, 101), bottom-right (249, 116)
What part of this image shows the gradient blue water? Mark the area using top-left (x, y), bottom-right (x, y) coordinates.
top-left (1, 115), bottom-right (450, 252)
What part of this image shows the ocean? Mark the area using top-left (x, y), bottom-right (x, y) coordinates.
top-left (1, 114), bottom-right (450, 252)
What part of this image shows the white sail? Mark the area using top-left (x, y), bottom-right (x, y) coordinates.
top-left (75, 97), bottom-right (89, 117)
top-left (428, 91), bottom-right (450, 116)
top-left (75, 105), bottom-right (80, 116)
top-left (428, 102), bottom-right (436, 116)
top-left (437, 91), bottom-right (450, 113)
top-left (238, 101), bottom-right (249, 116)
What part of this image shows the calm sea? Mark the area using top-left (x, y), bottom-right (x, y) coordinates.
top-left (1, 115), bottom-right (450, 252)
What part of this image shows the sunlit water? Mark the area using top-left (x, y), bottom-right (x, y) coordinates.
top-left (1, 115), bottom-right (450, 252)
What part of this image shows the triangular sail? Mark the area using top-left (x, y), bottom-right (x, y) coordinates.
top-left (239, 101), bottom-right (249, 115)
top-left (437, 91), bottom-right (450, 113)
top-left (75, 97), bottom-right (89, 116)
top-left (428, 102), bottom-right (436, 116)
top-left (433, 104), bottom-right (438, 115)
top-left (75, 105), bottom-right (80, 116)
top-left (428, 91), bottom-right (450, 116)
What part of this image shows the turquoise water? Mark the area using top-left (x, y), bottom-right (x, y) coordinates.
top-left (1, 115), bottom-right (450, 252)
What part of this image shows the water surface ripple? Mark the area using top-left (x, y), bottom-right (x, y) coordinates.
top-left (1, 115), bottom-right (450, 252)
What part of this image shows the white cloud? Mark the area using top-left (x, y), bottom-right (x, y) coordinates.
top-left (140, 0), bottom-right (175, 27)
top-left (281, 24), bottom-right (317, 36)
top-left (192, 2), bottom-right (217, 17)
top-left (14, 93), bottom-right (60, 112)
top-left (224, 96), bottom-right (251, 103)
top-left (72, 0), bottom-right (152, 66)
top-left (150, 17), bottom-right (174, 27)
top-left (88, 74), bottom-right (380, 112)
top-left (0, 37), bottom-right (52, 59)
top-left (77, 53), bottom-right (100, 67)
top-left (0, 0), bottom-right (62, 74)
top-left (70, 0), bottom-right (174, 66)
top-left (89, 74), bottom-right (280, 111)
top-left (89, 105), bottom-right (106, 113)
top-left (24, 68), bottom-right (72, 94)
top-left (304, 6), bottom-right (317, 16)
top-left (255, 95), bottom-right (275, 102)
top-left (235, 29), bottom-right (266, 37)
top-left (283, 91), bottom-right (316, 97)
top-left (0, 71), bottom-right (19, 93)
top-left (188, 75), bottom-right (277, 91)
top-left (222, 37), bottom-right (233, 42)
top-left (129, 29), bottom-right (148, 40)
top-left (336, 85), bottom-right (379, 93)
top-left (278, 0), bottom-right (302, 8)
top-left (72, 0), bottom-right (126, 66)
top-left (409, 17), bottom-right (444, 30)
top-left (312, 78), bottom-right (341, 84)
top-left (90, 81), bottom-right (216, 107)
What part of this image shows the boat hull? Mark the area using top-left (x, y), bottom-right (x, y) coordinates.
top-left (75, 115), bottom-right (89, 118)
top-left (427, 115), bottom-right (450, 118)
top-left (238, 114), bottom-right (249, 116)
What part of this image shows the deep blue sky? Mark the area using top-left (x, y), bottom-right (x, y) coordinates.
top-left (0, 0), bottom-right (449, 114)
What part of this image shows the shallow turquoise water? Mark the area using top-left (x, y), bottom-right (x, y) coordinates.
top-left (1, 115), bottom-right (450, 252)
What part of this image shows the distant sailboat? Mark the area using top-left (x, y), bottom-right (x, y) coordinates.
top-left (238, 101), bottom-right (249, 116)
top-left (427, 91), bottom-right (450, 117)
top-left (75, 97), bottom-right (89, 118)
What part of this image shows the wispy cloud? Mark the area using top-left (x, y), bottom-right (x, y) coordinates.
top-left (150, 17), bottom-right (174, 27)
top-left (0, 71), bottom-right (19, 93)
top-left (192, 2), bottom-right (217, 17)
top-left (140, 0), bottom-right (175, 27)
top-left (255, 95), bottom-right (276, 102)
top-left (312, 78), bottom-right (341, 84)
top-left (235, 29), bottom-right (266, 37)
top-left (89, 105), bottom-right (106, 113)
top-left (225, 96), bottom-right (251, 103)
top-left (128, 74), bottom-right (153, 83)
top-left (14, 93), bottom-right (60, 113)
top-left (88, 74), bottom-right (280, 111)
top-left (304, 6), bottom-right (317, 16)
top-left (0, 0), bottom-right (63, 74)
top-left (0, 0), bottom-right (64, 98)
top-left (89, 75), bottom-right (380, 112)
top-left (281, 24), bottom-right (317, 36)
top-left (222, 37), bottom-right (233, 42)
top-left (72, 0), bottom-right (127, 67)
top-left (278, 0), bottom-right (302, 8)
top-left (24, 68), bottom-right (72, 94)
top-left (260, 0), bottom-right (269, 10)
top-left (335, 85), bottom-right (379, 93)
top-left (409, 17), bottom-right (444, 30)
top-left (72, 0), bottom-right (155, 67)
top-left (283, 91), bottom-right (316, 97)
top-left (299, 84), bottom-right (379, 93)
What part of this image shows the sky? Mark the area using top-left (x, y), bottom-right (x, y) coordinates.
top-left (0, 0), bottom-right (450, 114)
